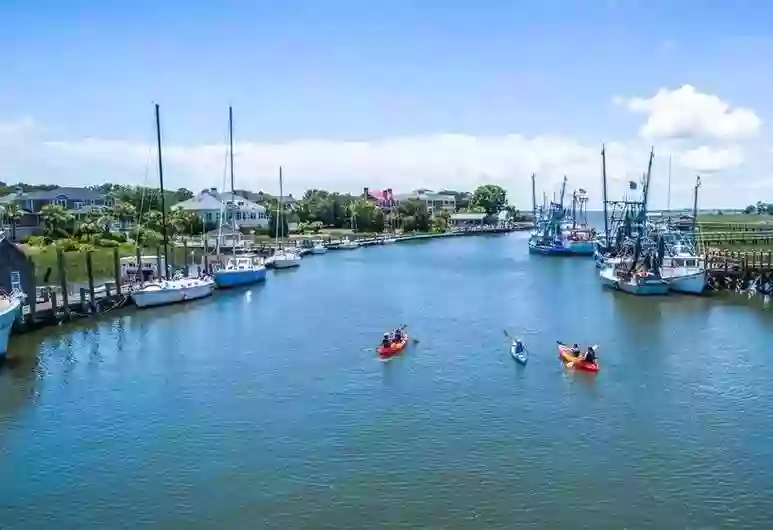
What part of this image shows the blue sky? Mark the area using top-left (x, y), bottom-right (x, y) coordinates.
top-left (1, 0), bottom-right (772, 207)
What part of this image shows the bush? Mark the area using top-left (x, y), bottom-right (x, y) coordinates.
top-left (102, 231), bottom-right (128, 243)
top-left (55, 239), bottom-right (80, 252)
top-left (96, 238), bottom-right (119, 248)
top-left (23, 235), bottom-right (51, 246)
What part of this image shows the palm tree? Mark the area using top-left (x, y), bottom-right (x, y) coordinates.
top-left (3, 203), bottom-right (23, 241)
top-left (111, 200), bottom-right (136, 230)
top-left (39, 204), bottom-right (74, 237)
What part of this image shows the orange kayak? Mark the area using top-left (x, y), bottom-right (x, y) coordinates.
top-left (378, 335), bottom-right (409, 358)
top-left (557, 343), bottom-right (600, 372)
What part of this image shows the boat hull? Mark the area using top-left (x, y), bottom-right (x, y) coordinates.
top-left (599, 268), bottom-right (669, 295)
top-left (213, 267), bottom-right (267, 288)
top-left (131, 279), bottom-right (214, 308)
top-left (528, 240), bottom-right (573, 255)
top-left (565, 240), bottom-right (595, 255)
top-left (0, 297), bottom-right (21, 359)
top-left (310, 246), bottom-right (327, 254)
top-left (273, 256), bottom-right (301, 269)
top-left (663, 269), bottom-right (707, 294)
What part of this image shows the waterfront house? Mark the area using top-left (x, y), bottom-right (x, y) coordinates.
top-left (0, 187), bottom-right (113, 240)
top-left (362, 188), bottom-right (396, 210)
top-left (450, 212), bottom-right (488, 228)
top-left (172, 188), bottom-right (269, 231)
top-left (393, 190), bottom-right (456, 216)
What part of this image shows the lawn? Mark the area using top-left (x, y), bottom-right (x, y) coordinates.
top-left (698, 213), bottom-right (773, 225)
top-left (23, 244), bottom-right (200, 286)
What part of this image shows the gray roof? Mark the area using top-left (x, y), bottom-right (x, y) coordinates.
top-left (451, 212), bottom-right (487, 221)
top-left (173, 189), bottom-right (267, 212)
top-left (394, 190), bottom-right (456, 202)
top-left (5, 187), bottom-right (107, 202)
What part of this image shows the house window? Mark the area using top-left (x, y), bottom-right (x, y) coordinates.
top-left (206, 212), bottom-right (213, 221)
top-left (54, 199), bottom-right (67, 207)
top-left (74, 201), bottom-right (84, 210)
top-left (251, 212), bottom-right (256, 220)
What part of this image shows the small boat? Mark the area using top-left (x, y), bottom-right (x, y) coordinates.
top-left (510, 341), bottom-right (528, 365)
top-left (377, 334), bottom-right (409, 358)
top-left (382, 237), bottom-right (397, 244)
top-left (599, 266), bottom-right (669, 296)
top-left (339, 237), bottom-right (360, 250)
top-left (272, 249), bottom-right (301, 269)
top-left (310, 242), bottom-right (327, 254)
top-left (213, 256), bottom-right (266, 288)
top-left (557, 342), bottom-right (599, 372)
top-left (659, 245), bottom-right (707, 294)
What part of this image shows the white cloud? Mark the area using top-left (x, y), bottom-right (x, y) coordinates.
top-left (677, 145), bottom-right (744, 173)
top-left (616, 84), bottom-right (762, 140)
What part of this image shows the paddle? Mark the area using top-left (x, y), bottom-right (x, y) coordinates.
top-left (400, 324), bottom-right (420, 344)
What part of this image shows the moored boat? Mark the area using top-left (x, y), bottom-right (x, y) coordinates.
top-left (213, 256), bottom-right (266, 288)
top-left (131, 277), bottom-right (214, 308)
top-left (599, 266), bottom-right (669, 295)
top-left (310, 242), bottom-right (327, 254)
top-left (0, 294), bottom-right (22, 360)
top-left (510, 341), bottom-right (528, 365)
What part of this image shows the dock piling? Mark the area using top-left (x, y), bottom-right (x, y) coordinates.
top-left (56, 249), bottom-right (70, 321)
top-left (86, 250), bottom-right (96, 312)
top-left (113, 247), bottom-right (122, 296)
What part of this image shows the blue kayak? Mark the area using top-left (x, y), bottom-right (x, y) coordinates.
top-left (510, 342), bottom-right (528, 365)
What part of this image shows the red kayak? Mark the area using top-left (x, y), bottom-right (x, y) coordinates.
top-left (378, 334), bottom-right (409, 358)
top-left (557, 343), bottom-right (600, 372)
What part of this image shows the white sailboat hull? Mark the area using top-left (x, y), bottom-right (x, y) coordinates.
top-left (311, 246), bottom-right (327, 254)
top-left (272, 252), bottom-right (302, 268)
top-left (131, 279), bottom-right (214, 308)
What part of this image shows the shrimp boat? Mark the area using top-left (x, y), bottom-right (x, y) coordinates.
top-left (212, 107), bottom-right (267, 288)
top-left (658, 177), bottom-right (707, 294)
top-left (528, 176), bottom-right (595, 255)
top-left (132, 104), bottom-right (214, 308)
top-left (599, 264), bottom-right (669, 295)
top-left (270, 167), bottom-right (301, 269)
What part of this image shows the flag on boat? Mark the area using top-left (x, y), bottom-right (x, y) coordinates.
top-left (629, 181), bottom-right (638, 190)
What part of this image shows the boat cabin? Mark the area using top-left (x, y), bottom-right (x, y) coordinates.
top-left (120, 255), bottom-right (165, 282)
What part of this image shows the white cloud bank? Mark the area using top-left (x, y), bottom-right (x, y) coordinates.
top-left (615, 84), bottom-right (762, 140)
top-left (0, 85), bottom-right (769, 209)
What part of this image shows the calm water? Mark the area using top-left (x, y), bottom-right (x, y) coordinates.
top-left (2, 233), bottom-right (773, 530)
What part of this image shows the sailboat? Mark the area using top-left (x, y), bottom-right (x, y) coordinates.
top-left (310, 240), bottom-right (328, 254)
top-left (213, 107), bottom-right (267, 288)
top-left (131, 104), bottom-right (215, 309)
top-left (339, 209), bottom-right (361, 249)
top-left (271, 167), bottom-right (301, 269)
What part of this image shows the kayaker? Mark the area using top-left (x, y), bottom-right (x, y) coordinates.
top-left (381, 333), bottom-right (392, 348)
top-left (583, 346), bottom-right (597, 364)
top-left (514, 340), bottom-right (524, 354)
top-left (571, 343), bottom-right (581, 356)
top-left (393, 328), bottom-right (403, 342)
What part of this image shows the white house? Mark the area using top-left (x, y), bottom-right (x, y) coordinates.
top-left (172, 188), bottom-right (269, 230)
top-left (393, 190), bottom-right (456, 215)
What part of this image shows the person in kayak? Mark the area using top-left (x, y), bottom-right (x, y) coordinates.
top-left (381, 333), bottom-right (392, 348)
top-left (514, 340), bottom-right (525, 354)
top-left (583, 346), bottom-right (597, 364)
top-left (393, 328), bottom-right (403, 342)
top-left (571, 343), bottom-right (581, 356)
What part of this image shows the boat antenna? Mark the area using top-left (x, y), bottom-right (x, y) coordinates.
top-left (601, 144), bottom-right (609, 247)
top-left (154, 103), bottom-right (170, 279)
top-left (530, 173), bottom-right (537, 222)
top-left (667, 153), bottom-right (672, 215)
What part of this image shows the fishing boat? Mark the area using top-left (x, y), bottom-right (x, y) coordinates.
top-left (0, 292), bottom-right (22, 360)
top-left (271, 167), bottom-right (301, 269)
top-left (658, 178), bottom-right (707, 294)
top-left (212, 107), bottom-right (267, 289)
top-left (599, 265), bottom-right (669, 295)
top-left (528, 176), bottom-right (595, 256)
top-left (132, 104), bottom-right (214, 308)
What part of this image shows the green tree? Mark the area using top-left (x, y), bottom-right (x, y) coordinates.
top-left (398, 198), bottom-right (430, 232)
top-left (3, 203), bottom-right (22, 241)
top-left (39, 204), bottom-right (74, 236)
top-left (268, 209), bottom-right (289, 238)
top-left (431, 210), bottom-right (451, 233)
top-left (471, 184), bottom-right (507, 215)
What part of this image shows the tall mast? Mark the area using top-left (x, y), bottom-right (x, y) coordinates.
top-left (228, 106), bottom-right (235, 256)
top-left (530, 173), bottom-right (537, 221)
top-left (571, 191), bottom-right (577, 229)
top-left (278, 166), bottom-right (284, 250)
top-left (667, 153), bottom-right (672, 214)
top-left (601, 144), bottom-right (609, 245)
top-left (692, 175), bottom-right (701, 234)
top-left (155, 103), bottom-right (169, 279)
